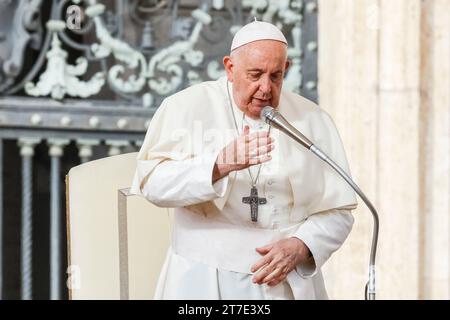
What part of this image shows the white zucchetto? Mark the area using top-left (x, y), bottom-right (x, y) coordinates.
top-left (230, 20), bottom-right (288, 52)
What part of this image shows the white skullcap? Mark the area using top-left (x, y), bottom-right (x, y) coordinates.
top-left (230, 19), bottom-right (288, 52)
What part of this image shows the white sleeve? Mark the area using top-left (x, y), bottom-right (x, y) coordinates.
top-left (291, 209), bottom-right (354, 278)
top-left (140, 149), bottom-right (229, 208)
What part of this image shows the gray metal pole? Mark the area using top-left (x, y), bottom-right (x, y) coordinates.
top-left (19, 138), bottom-right (39, 300)
top-left (310, 145), bottom-right (379, 300)
top-left (50, 155), bottom-right (61, 299)
top-left (49, 139), bottom-right (68, 300)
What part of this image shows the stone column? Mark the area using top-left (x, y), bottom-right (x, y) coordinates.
top-left (418, 0), bottom-right (450, 300)
top-left (318, 0), bottom-right (449, 299)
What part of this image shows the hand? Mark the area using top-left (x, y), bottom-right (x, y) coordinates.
top-left (212, 125), bottom-right (274, 183)
top-left (251, 237), bottom-right (311, 287)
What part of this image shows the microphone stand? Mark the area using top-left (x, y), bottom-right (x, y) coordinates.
top-left (310, 145), bottom-right (379, 300)
top-left (264, 109), bottom-right (379, 300)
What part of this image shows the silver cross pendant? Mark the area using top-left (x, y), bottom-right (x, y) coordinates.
top-left (242, 186), bottom-right (267, 222)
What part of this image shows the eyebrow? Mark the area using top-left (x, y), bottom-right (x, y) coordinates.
top-left (247, 69), bottom-right (264, 73)
top-left (246, 69), bottom-right (283, 74)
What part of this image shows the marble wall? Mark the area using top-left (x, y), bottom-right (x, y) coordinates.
top-left (318, 0), bottom-right (449, 299)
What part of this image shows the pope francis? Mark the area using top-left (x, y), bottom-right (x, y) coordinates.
top-left (130, 20), bottom-right (357, 300)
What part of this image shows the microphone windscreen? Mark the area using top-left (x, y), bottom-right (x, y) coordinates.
top-left (260, 106), bottom-right (275, 122)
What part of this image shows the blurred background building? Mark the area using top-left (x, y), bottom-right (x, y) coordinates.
top-left (0, 0), bottom-right (448, 300)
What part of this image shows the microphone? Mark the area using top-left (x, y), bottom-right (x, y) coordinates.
top-left (261, 106), bottom-right (379, 301)
top-left (260, 106), bottom-right (313, 149)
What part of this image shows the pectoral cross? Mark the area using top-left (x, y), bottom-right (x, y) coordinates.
top-left (242, 186), bottom-right (267, 222)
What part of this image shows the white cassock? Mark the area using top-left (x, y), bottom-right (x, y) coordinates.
top-left (130, 76), bottom-right (358, 300)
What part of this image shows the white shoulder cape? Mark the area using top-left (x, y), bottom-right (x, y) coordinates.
top-left (130, 76), bottom-right (357, 216)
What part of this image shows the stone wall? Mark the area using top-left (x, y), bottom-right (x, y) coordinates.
top-left (318, 0), bottom-right (449, 299)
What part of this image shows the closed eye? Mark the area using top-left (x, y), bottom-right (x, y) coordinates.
top-left (248, 72), bottom-right (262, 81)
top-left (270, 72), bottom-right (283, 82)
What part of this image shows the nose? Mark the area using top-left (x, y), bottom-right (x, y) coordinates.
top-left (258, 76), bottom-right (272, 97)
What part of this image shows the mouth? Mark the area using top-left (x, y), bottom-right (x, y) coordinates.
top-left (252, 97), bottom-right (271, 106)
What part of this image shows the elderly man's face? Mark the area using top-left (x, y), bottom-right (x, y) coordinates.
top-left (223, 40), bottom-right (289, 119)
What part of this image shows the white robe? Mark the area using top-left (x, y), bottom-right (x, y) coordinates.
top-left (130, 76), bottom-right (357, 300)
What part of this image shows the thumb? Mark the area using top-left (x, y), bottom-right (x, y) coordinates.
top-left (256, 244), bottom-right (273, 254)
top-left (242, 125), bottom-right (250, 136)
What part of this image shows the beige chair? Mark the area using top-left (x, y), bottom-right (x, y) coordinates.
top-left (66, 152), bottom-right (171, 299)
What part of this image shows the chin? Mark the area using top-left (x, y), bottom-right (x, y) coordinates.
top-left (248, 106), bottom-right (265, 119)
top-left (253, 102), bottom-right (270, 109)
top-left (253, 100), bottom-right (271, 108)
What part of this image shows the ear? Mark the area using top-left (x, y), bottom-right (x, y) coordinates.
top-left (223, 55), bottom-right (234, 82)
top-left (284, 59), bottom-right (291, 72)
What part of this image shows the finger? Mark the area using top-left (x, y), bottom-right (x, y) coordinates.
top-left (267, 274), bottom-right (286, 287)
top-left (248, 136), bottom-right (274, 149)
top-left (241, 125), bottom-right (250, 137)
top-left (249, 144), bottom-right (275, 158)
top-left (253, 257), bottom-right (280, 283)
top-left (256, 244), bottom-right (273, 254)
top-left (248, 138), bottom-right (273, 152)
top-left (253, 263), bottom-right (277, 284)
top-left (246, 150), bottom-right (273, 166)
top-left (252, 265), bottom-right (270, 284)
top-left (247, 130), bottom-right (271, 141)
top-left (248, 154), bottom-right (272, 165)
top-left (231, 136), bottom-right (250, 165)
top-left (261, 267), bottom-right (284, 284)
top-left (251, 254), bottom-right (273, 273)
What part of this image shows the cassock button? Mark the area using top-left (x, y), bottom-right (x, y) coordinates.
top-left (267, 179), bottom-right (274, 185)
top-left (268, 194), bottom-right (274, 199)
